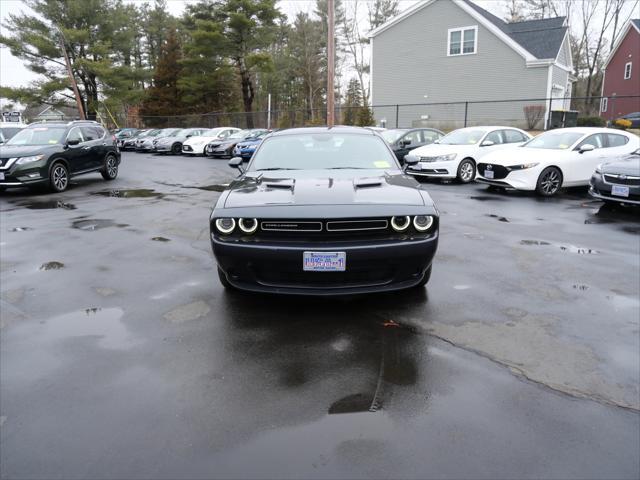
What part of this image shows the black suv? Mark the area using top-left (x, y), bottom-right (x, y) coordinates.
top-left (0, 121), bottom-right (120, 193)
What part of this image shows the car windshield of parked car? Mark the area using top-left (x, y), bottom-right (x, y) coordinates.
top-left (250, 133), bottom-right (398, 171)
top-left (229, 130), bottom-right (250, 139)
top-left (0, 127), bottom-right (23, 140)
top-left (439, 129), bottom-right (486, 145)
top-left (524, 132), bottom-right (584, 149)
top-left (6, 127), bottom-right (66, 146)
top-left (380, 129), bottom-right (406, 144)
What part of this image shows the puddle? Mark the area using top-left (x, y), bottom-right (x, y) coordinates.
top-left (90, 189), bottom-right (164, 199)
top-left (151, 236), bottom-right (171, 242)
top-left (454, 285), bottom-right (471, 290)
top-left (328, 393), bottom-right (373, 414)
top-left (469, 195), bottom-right (504, 201)
top-left (40, 261), bottom-right (64, 270)
top-left (573, 284), bottom-right (589, 291)
top-left (520, 240), bottom-right (550, 246)
top-left (18, 200), bottom-right (76, 210)
top-left (10, 227), bottom-right (32, 232)
top-left (155, 181), bottom-right (228, 192)
top-left (85, 307), bottom-right (102, 315)
top-left (72, 219), bottom-right (129, 231)
top-left (622, 226), bottom-right (640, 234)
top-left (520, 240), bottom-right (599, 254)
top-left (486, 214), bottom-right (509, 222)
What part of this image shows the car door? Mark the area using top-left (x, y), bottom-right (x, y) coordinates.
top-left (64, 127), bottom-right (93, 173)
top-left (420, 129), bottom-right (442, 146)
top-left (81, 126), bottom-right (106, 169)
top-left (395, 130), bottom-right (421, 160)
top-left (503, 129), bottom-right (529, 147)
top-left (565, 133), bottom-right (607, 185)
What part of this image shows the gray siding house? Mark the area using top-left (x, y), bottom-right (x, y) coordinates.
top-left (368, 0), bottom-right (574, 130)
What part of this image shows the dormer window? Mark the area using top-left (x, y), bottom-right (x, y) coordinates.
top-left (624, 62), bottom-right (632, 80)
top-left (448, 26), bottom-right (477, 56)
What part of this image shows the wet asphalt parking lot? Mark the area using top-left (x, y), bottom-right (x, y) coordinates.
top-left (1, 152), bottom-right (639, 479)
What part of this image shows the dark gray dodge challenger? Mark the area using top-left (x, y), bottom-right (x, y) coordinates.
top-left (210, 126), bottom-right (439, 295)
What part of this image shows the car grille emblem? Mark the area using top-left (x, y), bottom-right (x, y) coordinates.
top-left (619, 175), bottom-right (627, 180)
top-left (486, 165), bottom-right (493, 170)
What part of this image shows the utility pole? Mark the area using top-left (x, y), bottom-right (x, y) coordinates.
top-left (58, 29), bottom-right (86, 120)
top-left (327, 0), bottom-right (335, 127)
top-left (267, 93), bottom-right (271, 129)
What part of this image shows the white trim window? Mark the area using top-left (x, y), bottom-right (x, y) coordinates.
top-left (601, 97), bottom-right (608, 113)
top-left (448, 26), bottom-right (478, 56)
top-left (624, 62), bottom-right (632, 79)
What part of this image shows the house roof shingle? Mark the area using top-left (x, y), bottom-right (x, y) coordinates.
top-left (461, 0), bottom-right (567, 59)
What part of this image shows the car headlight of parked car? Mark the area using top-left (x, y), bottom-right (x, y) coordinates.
top-left (595, 163), bottom-right (603, 174)
top-left (433, 153), bottom-right (457, 162)
top-left (507, 163), bottom-right (539, 171)
top-left (215, 218), bottom-right (236, 234)
top-left (16, 154), bottom-right (44, 165)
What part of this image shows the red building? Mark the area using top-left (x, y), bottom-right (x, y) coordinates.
top-left (600, 19), bottom-right (640, 121)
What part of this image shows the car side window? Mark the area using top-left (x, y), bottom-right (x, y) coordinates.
top-left (421, 130), bottom-right (441, 143)
top-left (577, 134), bottom-right (604, 149)
top-left (81, 127), bottom-right (100, 141)
top-left (607, 133), bottom-right (629, 147)
top-left (67, 127), bottom-right (84, 143)
top-left (504, 130), bottom-right (526, 143)
top-left (485, 131), bottom-right (503, 144)
top-left (402, 131), bottom-right (420, 145)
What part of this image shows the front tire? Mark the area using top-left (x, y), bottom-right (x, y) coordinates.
top-left (101, 154), bottom-right (118, 181)
top-left (49, 162), bottom-right (69, 192)
top-left (171, 143), bottom-right (181, 154)
top-left (536, 167), bottom-right (562, 197)
top-left (457, 158), bottom-right (476, 183)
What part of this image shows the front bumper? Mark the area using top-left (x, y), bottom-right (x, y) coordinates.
top-left (475, 165), bottom-right (540, 191)
top-left (154, 144), bottom-right (173, 152)
top-left (210, 147), bottom-right (232, 157)
top-left (0, 164), bottom-right (48, 188)
top-left (405, 159), bottom-right (458, 179)
top-left (589, 172), bottom-right (640, 205)
top-left (211, 234), bottom-right (438, 295)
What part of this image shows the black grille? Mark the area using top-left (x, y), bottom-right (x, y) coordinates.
top-left (0, 158), bottom-right (7, 167)
top-left (478, 163), bottom-right (510, 179)
top-left (604, 174), bottom-right (640, 186)
top-left (326, 219), bottom-right (388, 231)
top-left (253, 267), bottom-right (394, 289)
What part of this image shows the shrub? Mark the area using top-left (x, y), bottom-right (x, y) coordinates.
top-left (576, 116), bottom-right (606, 127)
top-left (523, 105), bottom-right (545, 130)
top-left (613, 118), bottom-right (632, 130)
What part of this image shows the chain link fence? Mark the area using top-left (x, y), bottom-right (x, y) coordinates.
top-left (124, 95), bottom-right (640, 132)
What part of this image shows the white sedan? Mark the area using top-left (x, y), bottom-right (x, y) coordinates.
top-left (404, 126), bottom-right (531, 183)
top-left (182, 127), bottom-right (240, 155)
top-left (476, 127), bottom-right (640, 196)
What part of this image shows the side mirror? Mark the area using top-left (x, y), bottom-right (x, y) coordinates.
top-left (66, 138), bottom-right (81, 146)
top-left (228, 156), bottom-right (244, 173)
top-left (400, 139), bottom-right (412, 147)
top-left (480, 140), bottom-right (495, 147)
top-left (578, 144), bottom-right (595, 153)
top-left (186, 134), bottom-right (192, 138)
top-left (403, 155), bottom-right (419, 170)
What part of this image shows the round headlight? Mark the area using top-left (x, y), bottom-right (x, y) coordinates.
top-left (413, 215), bottom-right (434, 232)
top-left (215, 218), bottom-right (236, 234)
top-left (238, 218), bottom-right (258, 234)
top-left (390, 216), bottom-right (410, 232)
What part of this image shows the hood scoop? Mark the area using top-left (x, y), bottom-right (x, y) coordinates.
top-left (354, 177), bottom-right (384, 189)
top-left (261, 177), bottom-right (295, 190)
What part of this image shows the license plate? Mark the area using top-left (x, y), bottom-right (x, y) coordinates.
top-left (303, 251), bottom-right (346, 271)
top-left (612, 185), bottom-right (629, 197)
top-left (484, 170), bottom-right (494, 179)
top-left (0, 172), bottom-right (4, 180)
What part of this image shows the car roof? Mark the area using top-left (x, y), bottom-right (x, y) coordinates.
top-left (542, 127), bottom-right (626, 134)
top-left (269, 126), bottom-right (377, 137)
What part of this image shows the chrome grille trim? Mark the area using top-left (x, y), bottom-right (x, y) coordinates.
top-left (260, 221), bottom-right (323, 232)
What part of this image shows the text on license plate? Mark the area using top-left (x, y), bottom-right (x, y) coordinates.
top-left (303, 252), bottom-right (346, 271)
top-left (484, 170), bottom-right (494, 179)
top-left (0, 173), bottom-right (4, 181)
top-left (612, 185), bottom-right (629, 197)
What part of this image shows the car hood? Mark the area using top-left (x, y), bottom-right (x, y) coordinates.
top-left (0, 145), bottom-right (58, 157)
top-left (237, 140), bottom-right (260, 147)
top-left (601, 155), bottom-right (640, 175)
top-left (224, 170), bottom-right (425, 208)
top-left (480, 147), bottom-right (554, 165)
top-left (409, 143), bottom-right (476, 156)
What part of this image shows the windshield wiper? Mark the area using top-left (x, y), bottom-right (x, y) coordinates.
top-left (255, 167), bottom-right (299, 171)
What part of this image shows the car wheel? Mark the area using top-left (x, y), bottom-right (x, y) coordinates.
top-left (536, 167), bottom-right (562, 196)
top-left (217, 267), bottom-right (236, 290)
top-left (415, 266), bottom-right (432, 288)
top-left (457, 158), bottom-right (475, 183)
top-left (101, 154), bottom-right (118, 181)
top-left (49, 162), bottom-right (69, 192)
top-left (171, 143), bottom-right (181, 154)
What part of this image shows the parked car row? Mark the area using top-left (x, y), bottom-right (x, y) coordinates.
top-left (401, 126), bottom-right (639, 203)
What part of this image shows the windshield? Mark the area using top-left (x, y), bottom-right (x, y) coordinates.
top-left (6, 127), bottom-right (66, 146)
top-left (166, 129), bottom-right (182, 137)
top-left (249, 133), bottom-right (398, 171)
top-left (524, 131), bottom-right (584, 149)
top-left (381, 129), bottom-right (406, 143)
top-left (201, 129), bottom-right (221, 136)
top-left (440, 129), bottom-right (486, 145)
top-left (0, 127), bottom-right (23, 141)
top-left (229, 130), bottom-right (250, 140)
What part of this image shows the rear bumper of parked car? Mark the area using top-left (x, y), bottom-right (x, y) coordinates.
top-left (211, 234), bottom-right (438, 295)
top-left (405, 160), bottom-right (458, 179)
top-left (589, 172), bottom-right (640, 205)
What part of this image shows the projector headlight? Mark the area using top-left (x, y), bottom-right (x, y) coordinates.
top-left (413, 215), bottom-right (434, 232)
top-left (215, 218), bottom-right (236, 234)
top-left (390, 216), bottom-right (410, 232)
top-left (16, 155), bottom-right (44, 165)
